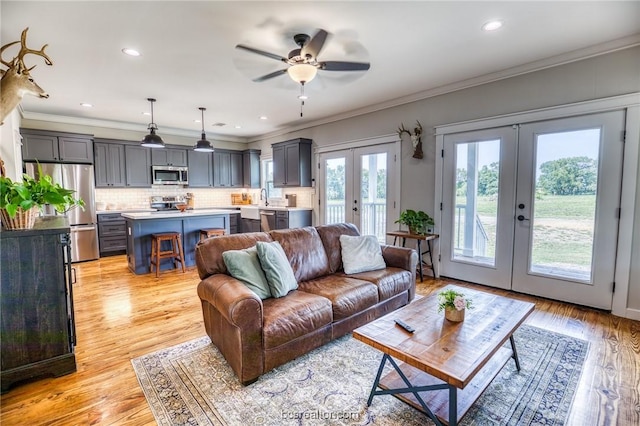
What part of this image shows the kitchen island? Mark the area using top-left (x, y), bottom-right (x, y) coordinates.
top-left (122, 209), bottom-right (239, 275)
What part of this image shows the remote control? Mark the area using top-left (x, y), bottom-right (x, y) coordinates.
top-left (394, 319), bottom-right (415, 333)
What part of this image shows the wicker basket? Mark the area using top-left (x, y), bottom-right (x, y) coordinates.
top-left (0, 207), bottom-right (38, 230)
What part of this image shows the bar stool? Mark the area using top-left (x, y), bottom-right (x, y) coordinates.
top-left (149, 232), bottom-right (186, 277)
top-left (199, 228), bottom-right (226, 241)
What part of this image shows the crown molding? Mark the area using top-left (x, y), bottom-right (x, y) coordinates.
top-left (251, 34), bottom-right (640, 142)
top-left (19, 111), bottom-right (250, 144)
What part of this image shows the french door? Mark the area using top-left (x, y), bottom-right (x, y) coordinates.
top-left (319, 144), bottom-right (398, 242)
top-left (440, 110), bottom-right (625, 309)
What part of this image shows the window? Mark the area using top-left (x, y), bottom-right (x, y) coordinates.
top-left (262, 159), bottom-right (282, 198)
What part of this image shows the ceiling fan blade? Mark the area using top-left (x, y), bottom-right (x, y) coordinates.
top-left (252, 69), bottom-right (289, 82)
top-left (236, 44), bottom-right (288, 62)
top-left (320, 61), bottom-right (371, 71)
top-left (301, 29), bottom-right (328, 59)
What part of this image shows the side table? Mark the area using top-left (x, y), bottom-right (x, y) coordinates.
top-left (386, 230), bottom-right (439, 281)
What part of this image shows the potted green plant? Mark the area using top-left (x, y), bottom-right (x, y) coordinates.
top-left (395, 209), bottom-right (434, 235)
top-left (0, 168), bottom-right (85, 230)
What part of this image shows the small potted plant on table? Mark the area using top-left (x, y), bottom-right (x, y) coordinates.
top-left (437, 289), bottom-right (473, 322)
top-left (395, 209), bottom-right (434, 235)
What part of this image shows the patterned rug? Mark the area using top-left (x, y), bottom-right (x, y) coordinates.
top-left (132, 325), bottom-right (588, 426)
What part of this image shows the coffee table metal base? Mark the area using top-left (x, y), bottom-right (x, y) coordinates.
top-left (366, 336), bottom-right (522, 426)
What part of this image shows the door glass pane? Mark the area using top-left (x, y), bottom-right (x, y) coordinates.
top-left (453, 140), bottom-right (500, 266)
top-left (324, 158), bottom-right (345, 224)
top-left (530, 129), bottom-right (599, 282)
top-left (360, 153), bottom-right (387, 242)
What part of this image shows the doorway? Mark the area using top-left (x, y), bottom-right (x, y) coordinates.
top-left (439, 110), bottom-right (625, 309)
top-left (319, 143), bottom-right (399, 242)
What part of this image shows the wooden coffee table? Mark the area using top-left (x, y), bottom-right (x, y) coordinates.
top-left (353, 285), bottom-right (535, 426)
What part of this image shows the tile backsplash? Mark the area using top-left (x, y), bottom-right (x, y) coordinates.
top-left (95, 187), bottom-right (314, 210)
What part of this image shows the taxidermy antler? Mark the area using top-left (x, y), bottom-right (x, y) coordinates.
top-left (397, 120), bottom-right (424, 159)
top-left (1, 27), bottom-right (53, 125)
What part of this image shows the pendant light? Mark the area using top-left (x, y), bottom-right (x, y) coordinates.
top-left (194, 107), bottom-right (214, 152)
top-left (141, 98), bottom-right (165, 148)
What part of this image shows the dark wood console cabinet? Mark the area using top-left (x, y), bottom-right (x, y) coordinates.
top-left (1, 219), bottom-right (76, 392)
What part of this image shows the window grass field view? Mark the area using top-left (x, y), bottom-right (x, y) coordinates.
top-left (456, 194), bottom-right (596, 280)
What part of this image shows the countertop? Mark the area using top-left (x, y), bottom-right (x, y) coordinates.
top-left (97, 209), bottom-right (156, 214)
top-left (121, 209), bottom-right (240, 220)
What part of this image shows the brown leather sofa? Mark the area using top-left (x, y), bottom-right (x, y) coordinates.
top-left (194, 223), bottom-right (418, 385)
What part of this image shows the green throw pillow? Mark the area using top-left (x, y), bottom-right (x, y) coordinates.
top-left (256, 241), bottom-right (298, 298)
top-left (222, 246), bottom-right (272, 300)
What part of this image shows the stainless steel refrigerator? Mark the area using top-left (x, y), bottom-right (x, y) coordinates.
top-left (25, 162), bottom-right (99, 262)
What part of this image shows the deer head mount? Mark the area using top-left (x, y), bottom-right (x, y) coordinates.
top-left (1, 27), bottom-right (53, 125)
top-left (398, 120), bottom-right (424, 159)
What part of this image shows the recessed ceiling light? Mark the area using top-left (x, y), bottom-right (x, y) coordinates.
top-left (259, 116), bottom-right (268, 120)
top-left (298, 94), bottom-right (309, 100)
top-left (142, 111), bottom-right (151, 116)
top-left (194, 119), bottom-right (201, 123)
top-left (235, 125), bottom-right (242, 129)
top-left (80, 103), bottom-right (93, 108)
top-left (122, 48), bottom-right (141, 57)
top-left (482, 20), bottom-right (503, 32)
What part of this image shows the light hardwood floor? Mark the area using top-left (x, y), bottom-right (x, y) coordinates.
top-left (1, 255), bottom-right (638, 425)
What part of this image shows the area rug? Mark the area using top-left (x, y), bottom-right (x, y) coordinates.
top-left (132, 325), bottom-right (588, 426)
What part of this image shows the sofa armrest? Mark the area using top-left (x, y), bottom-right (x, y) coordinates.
top-left (381, 245), bottom-right (419, 300)
top-left (197, 274), bottom-right (264, 384)
top-left (197, 274), bottom-right (263, 327)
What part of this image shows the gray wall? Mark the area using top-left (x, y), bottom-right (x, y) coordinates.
top-left (249, 46), bottom-right (640, 311)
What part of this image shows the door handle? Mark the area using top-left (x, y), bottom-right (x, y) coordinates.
top-left (353, 207), bottom-right (358, 212)
top-left (517, 215), bottom-right (530, 221)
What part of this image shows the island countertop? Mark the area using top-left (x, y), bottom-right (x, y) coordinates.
top-left (121, 209), bottom-right (240, 220)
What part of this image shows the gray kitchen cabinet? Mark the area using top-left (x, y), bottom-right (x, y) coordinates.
top-left (213, 149), bottom-right (243, 188)
top-left (241, 218), bottom-right (261, 233)
top-left (151, 147), bottom-right (187, 166)
top-left (21, 129), bottom-right (93, 164)
top-left (229, 212), bottom-right (239, 234)
top-left (98, 213), bottom-right (127, 256)
top-left (187, 150), bottom-right (213, 187)
top-left (243, 149), bottom-right (261, 188)
top-left (272, 138), bottom-right (312, 187)
top-left (124, 145), bottom-right (152, 187)
top-left (94, 142), bottom-right (126, 188)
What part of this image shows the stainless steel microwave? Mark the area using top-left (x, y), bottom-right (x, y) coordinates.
top-left (152, 165), bottom-right (188, 185)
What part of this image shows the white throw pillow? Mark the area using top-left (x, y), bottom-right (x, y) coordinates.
top-left (339, 234), bottom-right (386, 274)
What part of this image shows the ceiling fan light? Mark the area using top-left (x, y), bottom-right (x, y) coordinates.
top-left (288, 64), bottom-right (317, 83)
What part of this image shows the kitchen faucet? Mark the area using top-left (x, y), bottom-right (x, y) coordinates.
top-left (260, 188), bottom-right (269, 207)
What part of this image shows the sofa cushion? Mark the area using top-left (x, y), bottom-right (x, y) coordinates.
top-left (338, 267), bottom-right (412, 301)
top-left (316, 223), bottom-right (360, 273)
top-left (298, 276), bottom-right (379, 321)
top-left (195, 232), bottom-right (273, 279)
top-left (222, 246), bottom-right (271, 300)
top-left (269, 227), bottom-right (331, 282)
top-left (262, 291), bottom-right (333, 349)
top-left (256, 241), bottom-right (298, 298)
top-left (339, 234), bottom-right (386, 274)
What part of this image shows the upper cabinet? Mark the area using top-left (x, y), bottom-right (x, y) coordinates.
top-left (213, 149), bottom-right (243, 188)
top-left (21, 129), bottom-right (93, 164)
top-left (151, 147), bottom-right (187, 167)
top-left (187, 150), bottom-right (213, 187)
top-left (243, 149), bottom-right (261, 188)
top-left (94, 141), bottom-right (126, 188)
top-left (124, 145), bottom-right (152, 187)
top-left (272, 138), bottom-right (312, 187)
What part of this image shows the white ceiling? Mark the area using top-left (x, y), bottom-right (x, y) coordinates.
top-left (2, 1), bottom-right (639, 142)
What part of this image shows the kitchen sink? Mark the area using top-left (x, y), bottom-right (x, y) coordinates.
top-left (240, 206), bottom-right (260, 220)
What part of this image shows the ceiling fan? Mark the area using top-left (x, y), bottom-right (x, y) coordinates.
top-left (235, 29), bottom-right (370, 86)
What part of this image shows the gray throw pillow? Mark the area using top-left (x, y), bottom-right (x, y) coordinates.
top-left (339, 234), bottom-right (386, 274)
top-left (222, 246), bottom-right (272, 299)
top-left (256, 241), bottom-right (298, 298)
